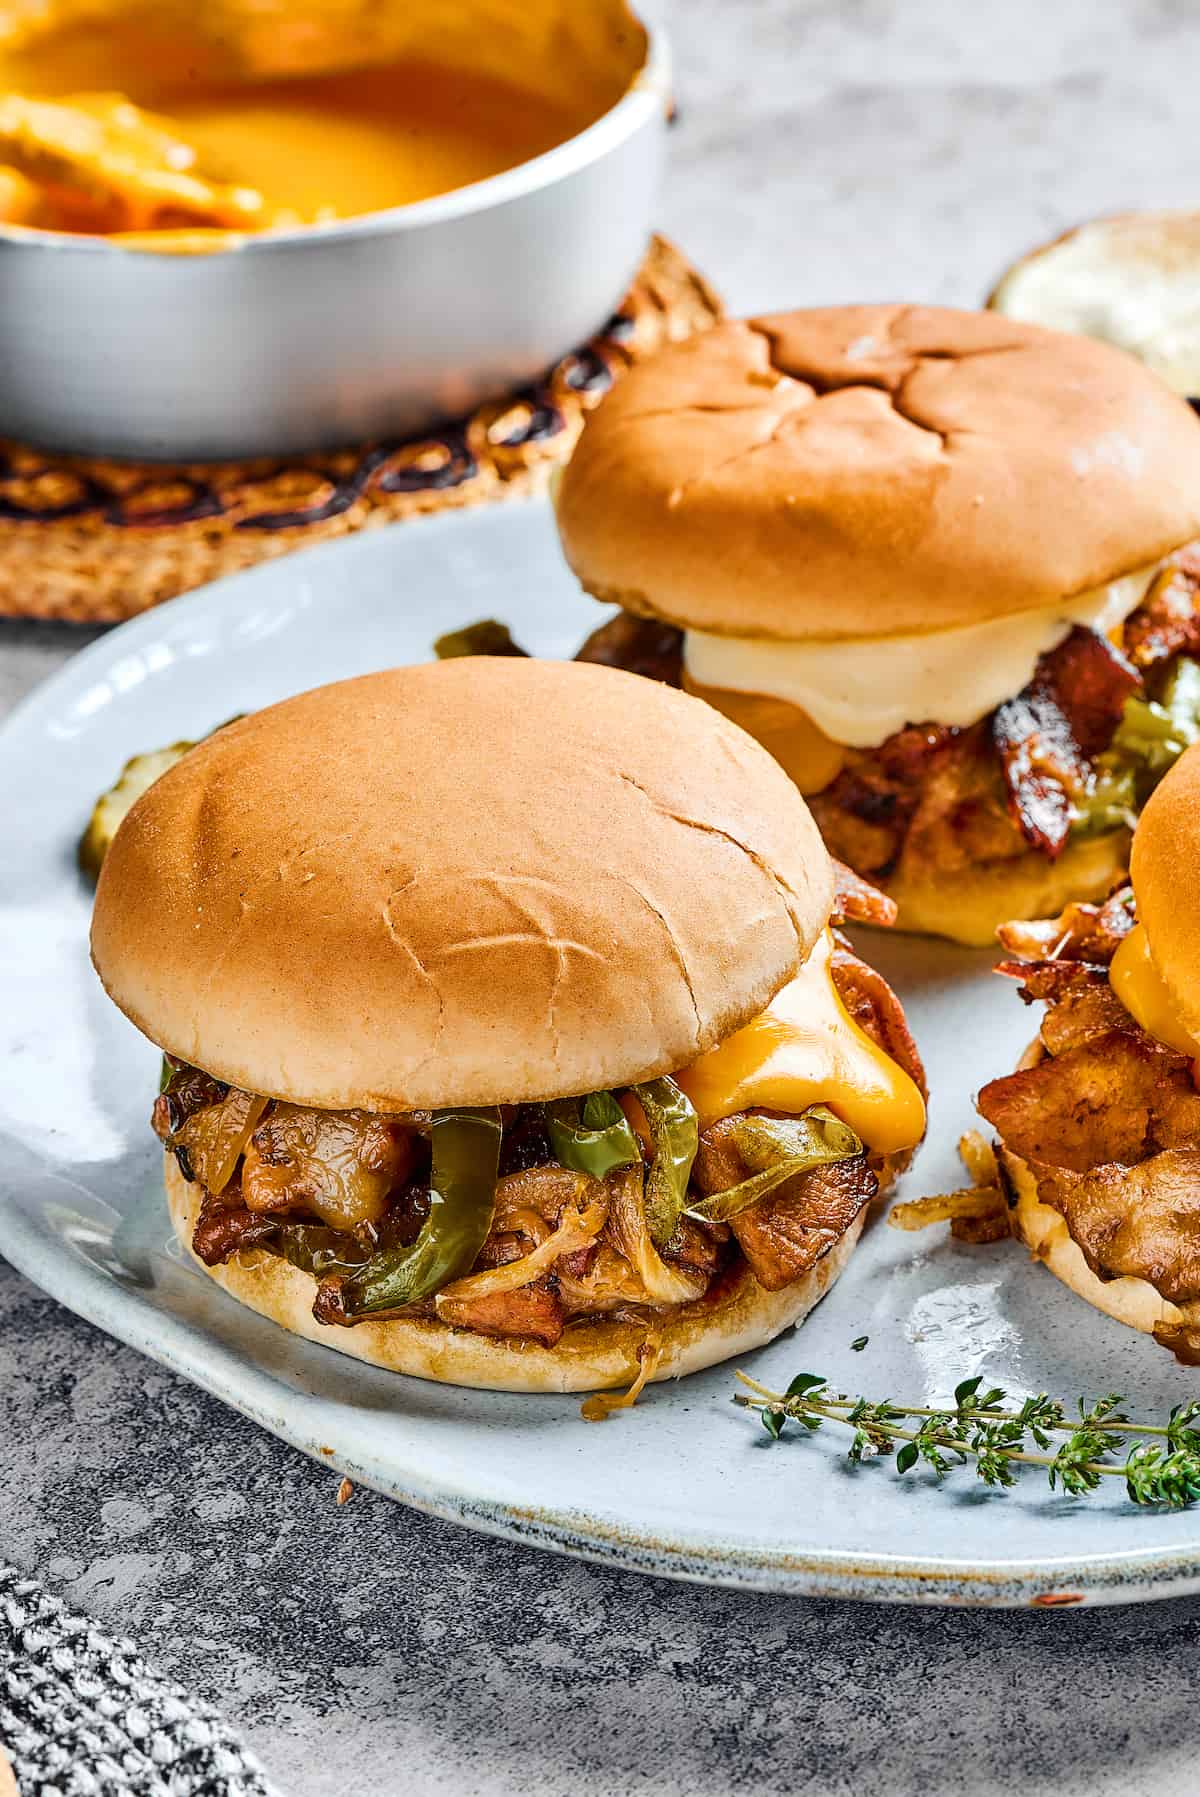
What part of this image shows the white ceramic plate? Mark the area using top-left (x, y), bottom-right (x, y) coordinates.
top-left (5, 498), bottom-right (1200, 1607)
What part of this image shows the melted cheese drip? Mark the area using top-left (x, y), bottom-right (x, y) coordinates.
top-left (1110, 921), bottom-right (1200, 1058)
top-left (681, 674), bottom-right (846, 795)
top-left (683, 565), bottom-right (1159, 750)
top-left (674, 930), bottom-right (926, 1155)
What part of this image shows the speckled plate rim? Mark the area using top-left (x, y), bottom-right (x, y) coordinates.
top-left (5, 506), bottom-right (1200, 1609)
top-left (4, 1182), bottom-right (1200, 1610)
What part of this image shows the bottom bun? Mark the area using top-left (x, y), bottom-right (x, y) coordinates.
top-left (1003, 1146), bottom-right (1199, 1341)
top-left (881, 830), bottom-right (1130, 948)
top-left (167, 1154), bottom-right (864, 1393)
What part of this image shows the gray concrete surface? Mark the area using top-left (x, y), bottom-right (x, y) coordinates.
top-left (7, 2), bottom-right (1200, 1790)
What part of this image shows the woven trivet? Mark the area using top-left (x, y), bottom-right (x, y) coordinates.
top-left (0, 235), bottom-right (722, 625)
top-left (0, 1565), bottom-right (278, 1796)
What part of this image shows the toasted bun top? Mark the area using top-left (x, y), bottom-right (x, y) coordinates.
top-left (554, 304), bottom-right (1200, 639)
top-left (91, 658), bottom-right (832, 1109)
top-left (989, 211), bottom-right (1200, 398)
top-left (1129, 741), bottom-right (1200, 1039)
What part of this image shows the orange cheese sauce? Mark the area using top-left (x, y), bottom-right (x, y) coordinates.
top-left (0, 65), bottom-right (585, 240)
top-left (151, 63), bottom-right (584, 221)
top-left (0, 1), bottom-right (643, 245)
top-left (675, 930), bottom-right (927, 1156)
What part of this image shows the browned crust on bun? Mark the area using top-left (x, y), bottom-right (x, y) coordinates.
top-left (166, 1155), bottom-right (865, 1392)
top-left (92, 658), bottom-right (834, 1110)
top-left (1128, 740), bottom-right (1200, 1040)
top-left (554, 304), bottom-right (1200, 639)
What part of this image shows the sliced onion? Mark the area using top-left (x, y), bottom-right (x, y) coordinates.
top-left (580, 1334), bottom-right (663, 1422)
top-left (178, 1088), bottom-right (268, 1196)
top-left (606, 1166), bottom-right (708, 1307)
top-left (557, 1244), bottom-right (652, 1317)
top-left (435, 1196), bottom-right (607, 1307)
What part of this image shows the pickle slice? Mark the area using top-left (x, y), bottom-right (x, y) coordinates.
top-left (78, 741), bottom-right (195, 880)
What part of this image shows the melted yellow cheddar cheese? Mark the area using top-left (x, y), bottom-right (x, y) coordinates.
top-left (674, 930), bottom-right (926, 1155)
top-left (681, 674), bottom-right (846, 795)
top-left (1110, 921), bottom-right (1200, 1058)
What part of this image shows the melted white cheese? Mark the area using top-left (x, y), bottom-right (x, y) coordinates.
top-left (682, 566), bottom-right (1156, 748)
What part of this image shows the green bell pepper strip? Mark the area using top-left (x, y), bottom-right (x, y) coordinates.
top-left (1075, 656), bottom-right (1200, 836)
top-left (1073, 762), bottom-right (1138, 837)
top-left (687, 1106), bottom-right (864, 1225)
top-left (1135, 657), bottom-right (1200, 767)
top-left (269, 1223), bottom-right (374, 1280)
top-left (544, 1090), bottom-right (641, 1181)
top-left (316, 1105), bottom-right (502, 1321)
top-left (732, 1108), bottom-right (863, 1173)
top-left (634, 1076), bottom-right (700, 1246)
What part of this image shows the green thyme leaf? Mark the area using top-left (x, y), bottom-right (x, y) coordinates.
top-left (786, 1373), bottom-right (827, 1398)
top-left (732, 1370), bottom-right (1200, 1510)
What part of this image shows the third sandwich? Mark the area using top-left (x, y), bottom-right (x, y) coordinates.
top-left (555, 304), bottom-right (1200, 944)
top-left (979, 740), bottom-right (1200, 1363)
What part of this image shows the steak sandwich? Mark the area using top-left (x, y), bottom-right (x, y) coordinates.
top-left (979, 742), bottom-right (1200, 1363)
top-left (555, 304), bottom-right (1200, 944)
top-left (89, 658), bottom-right (926, 1393)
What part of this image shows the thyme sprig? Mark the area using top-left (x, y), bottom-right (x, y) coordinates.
top-left (735, 1372), bottom-right (1200, 1507)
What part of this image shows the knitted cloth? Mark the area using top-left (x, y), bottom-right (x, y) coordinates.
top-left (0, 1568), bottom-right (277, 1796)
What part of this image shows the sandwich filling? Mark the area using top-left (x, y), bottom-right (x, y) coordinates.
top-left (977, 885), bottom-right (1200, 1363)
top-left (156, 876), bottom-right (925, 1349)
top-left (683, 565), bottom-right (1156, 749)
top-left (578, 545), bottom-right (1200, 902)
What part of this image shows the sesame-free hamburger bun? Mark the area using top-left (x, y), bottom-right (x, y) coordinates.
top-left (1125, 739), bottom-right (1200, 1046)
top-left (91, 658), bottom-right (924, 1391)
top-left (91, 658), bottom-right (831, 1112)
top-left (554, 303), bottom-right (1200, 640)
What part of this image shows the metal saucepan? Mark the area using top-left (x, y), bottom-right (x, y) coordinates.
top-left (0, 3), bottom-right (669, 459)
